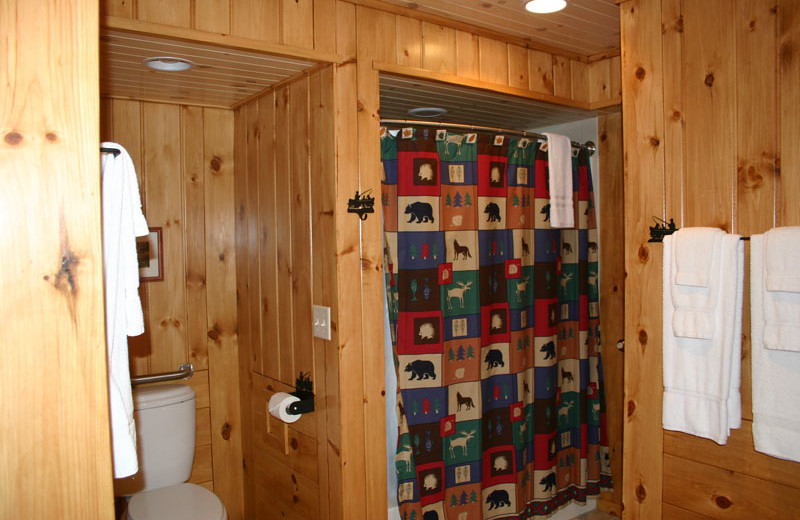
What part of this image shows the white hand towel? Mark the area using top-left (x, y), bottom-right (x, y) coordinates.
top-left (762, 227), bottom-right (800, 352)
top-left (670, 228), bottom-right (725, 339)
top-left (674, 227), bottom-right (725, 287)
top-left (102, 142), bottom-right (149, 478)
top-left (662, 233), bottom-right (742, 445)
top-left (764, 226), bottom-right (800, 292)
top-left (751, 234), bottom-right (800, 462)
top-left (543, 132), bottom-right (574, 229)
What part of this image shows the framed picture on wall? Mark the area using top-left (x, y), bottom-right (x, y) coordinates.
top-left (136, 227), bottom-right (163, 282)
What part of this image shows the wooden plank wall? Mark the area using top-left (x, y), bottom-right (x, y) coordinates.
top-left (100, 0), bottom-right (338, 52)
top-left (597, 111), bottom-right (625, 517)
top-left (99, 0), bottom-right (620, 110)
top-left (234, 65), bottom-right (346, 520)
top-left (365, 8), bottom-right (621, 109)
top-left (620, 1), bottom-right (800, 518)
top-left (100, 99), bottom-right (244, 519)
top-left (0, 1), bottom-right (116, 518)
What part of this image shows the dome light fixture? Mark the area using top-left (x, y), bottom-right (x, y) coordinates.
top-left (143, 57), bottom-right (195, 72)
top-left (408, 107), bottom-right (448, 118)
top-left (524, 0), bottom-right (566, 14)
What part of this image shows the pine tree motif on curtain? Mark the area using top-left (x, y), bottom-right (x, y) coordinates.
top-left (382, 126), bottom-right (612, 520)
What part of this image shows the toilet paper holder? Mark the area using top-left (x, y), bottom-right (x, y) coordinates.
top-left (287, 372), bottom-right (314, 416)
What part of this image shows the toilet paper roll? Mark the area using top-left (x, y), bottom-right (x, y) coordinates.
top-left (268, 392), bottom-right (302, 424)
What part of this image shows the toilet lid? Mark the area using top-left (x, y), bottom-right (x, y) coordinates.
top-left (127, 483), bottom-right (226, 520)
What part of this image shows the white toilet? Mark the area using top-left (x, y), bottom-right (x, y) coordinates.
top-left (115, 384), bottom-right (227, 520)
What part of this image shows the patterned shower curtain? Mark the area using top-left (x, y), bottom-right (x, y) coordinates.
top-left (381, 125), bottom-right (612, 520)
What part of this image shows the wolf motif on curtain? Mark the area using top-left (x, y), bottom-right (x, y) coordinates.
top-left (381, 126), bottom-right (612, 520)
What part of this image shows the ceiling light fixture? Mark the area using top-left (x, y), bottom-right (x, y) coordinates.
top-left (143, 57), bottom-right (195, 72)
top-left (524, 0), bottom-right (566, 14)
top-left (408, 107), bottom-right (448, 118)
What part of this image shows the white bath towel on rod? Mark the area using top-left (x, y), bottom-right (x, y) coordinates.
top-left (102, 142), bottom-right (150, 478)
top-left (751, 233), bottom-right (800, 462)
top-left (662, 231), bottom-right (742, 445)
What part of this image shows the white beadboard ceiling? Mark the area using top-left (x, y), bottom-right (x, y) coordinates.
top-left (100, 28), bottom-right (315, 108)
top-left (382, 0), bottom-right (620, 56)
top-left (379, 74), bottom-right (597, 130)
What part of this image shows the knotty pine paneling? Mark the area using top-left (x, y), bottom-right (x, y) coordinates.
top-left (620, 0), bottom-right (667, 518)
top-left (597, 112), bottom-right (625, 517)
top-left (620, 1), bottom-right (800, 519)
top-left (1, 1), bottom-right (116, 517)
top-left (234, 66), bottom-right (341, 520)
top-left (103, 0), bottom-right (339, 54)
top-left (100, 100), bottom-right (243, 519)
top-left (355, 11), bottom-right (388, 518)
top-left (101, 0), bottom-right (620, 110)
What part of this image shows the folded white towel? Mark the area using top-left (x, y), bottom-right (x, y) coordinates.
top-left (751, 234), bottom-right (800, 462)
top-left (762, 227), bottom-right (800, 352)
top-left (662, 233), bottom-right (742, 445)
top-left (543, 132), bottom-right (574, 229)
top-left (674, 227), bottom-right (725, 287)
top-left (670, 228), bottom-right (725, 339)
top-left (102, 142), bottom-right (149, 478)
top-left (764, 227), bottom-right (800, 292)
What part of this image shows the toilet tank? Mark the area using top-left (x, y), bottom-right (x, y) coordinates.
top-left (114, 384), bottom-right (196, 495)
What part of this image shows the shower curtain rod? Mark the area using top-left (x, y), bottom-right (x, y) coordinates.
top-left (380, 118), bottom-right (596, 155)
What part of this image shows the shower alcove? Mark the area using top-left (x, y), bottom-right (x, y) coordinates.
top-left (99, 16), bottom-right (623, 520)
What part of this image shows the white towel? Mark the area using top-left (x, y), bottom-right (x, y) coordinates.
top-left (674, 227), bottom-right (725, 287)
top-left (764, 227), bottom-right (800, 292)
top-left (762, 227), bottom-right (800, 352)
top-left (102, 142), bottom-right (149, 478)
top-left (662, 233), bottom-right (743, 445)
top-left (670, 228), bottom-right (725, 339)
top-left (751, 234), bottom-right (800, 462)
top-left (543, 132), bottom-right (574, 228)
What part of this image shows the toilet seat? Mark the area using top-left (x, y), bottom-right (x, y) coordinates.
top-left (126, 483), bottom-right (227, 520)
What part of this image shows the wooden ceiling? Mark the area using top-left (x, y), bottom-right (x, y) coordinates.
top-left (379, 74), bottom-right (596, 130)
top-left (99, 29), bottom-right (315, 108)
top-left (378, 0), bottom-right (620, 56)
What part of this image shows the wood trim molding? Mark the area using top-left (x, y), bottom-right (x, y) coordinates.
top-left (590, 97), bottom-right (623, 111)
top-left (588, 49), bottom-right (623, 62)
top-left (230, 63), bottom-right (334, 110)
top-left (101, 16), bottom-right (352, 64)
top-left (372, 61), bottom-right (595, 110)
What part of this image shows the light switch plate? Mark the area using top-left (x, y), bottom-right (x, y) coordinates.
top-left (313, 305), bottom-right (331, 340)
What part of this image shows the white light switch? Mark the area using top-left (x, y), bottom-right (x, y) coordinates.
top-left (313, 305), bottom-right (331, 340)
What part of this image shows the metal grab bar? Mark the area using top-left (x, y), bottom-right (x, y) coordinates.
top-left (131, 363), bottom-right (194, 386)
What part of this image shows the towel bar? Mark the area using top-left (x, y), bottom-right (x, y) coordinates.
top-left (130, 363), bottom-right (194, 386)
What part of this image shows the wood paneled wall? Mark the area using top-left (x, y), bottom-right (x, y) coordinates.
top-left (597, 111), bottom-right (625, 517)
top-left (0, 1), bottom-right (115, 518)
top-left (621, 1), bottom-right (800, 518)
top-left (101, 0), bottom-right (339, 52)
top-left (234, 65), bottom-right (348, 520)
top-left (100, 99), bottom-right (244, 519)
top-left (99, 0), bottom-right (620, 110)
top-left (359, 5), bottom-right (621, 109)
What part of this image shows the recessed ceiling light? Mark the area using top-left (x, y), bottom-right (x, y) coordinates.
top-left (524, 0), bottom-right (566, 14)
top-left (143, 57), bottom-right (195, 72)
top-left (408, 107), bottom-right (448, 118)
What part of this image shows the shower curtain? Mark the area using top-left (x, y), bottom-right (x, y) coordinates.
top-left (381, 126), bottom-right (611, 520)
